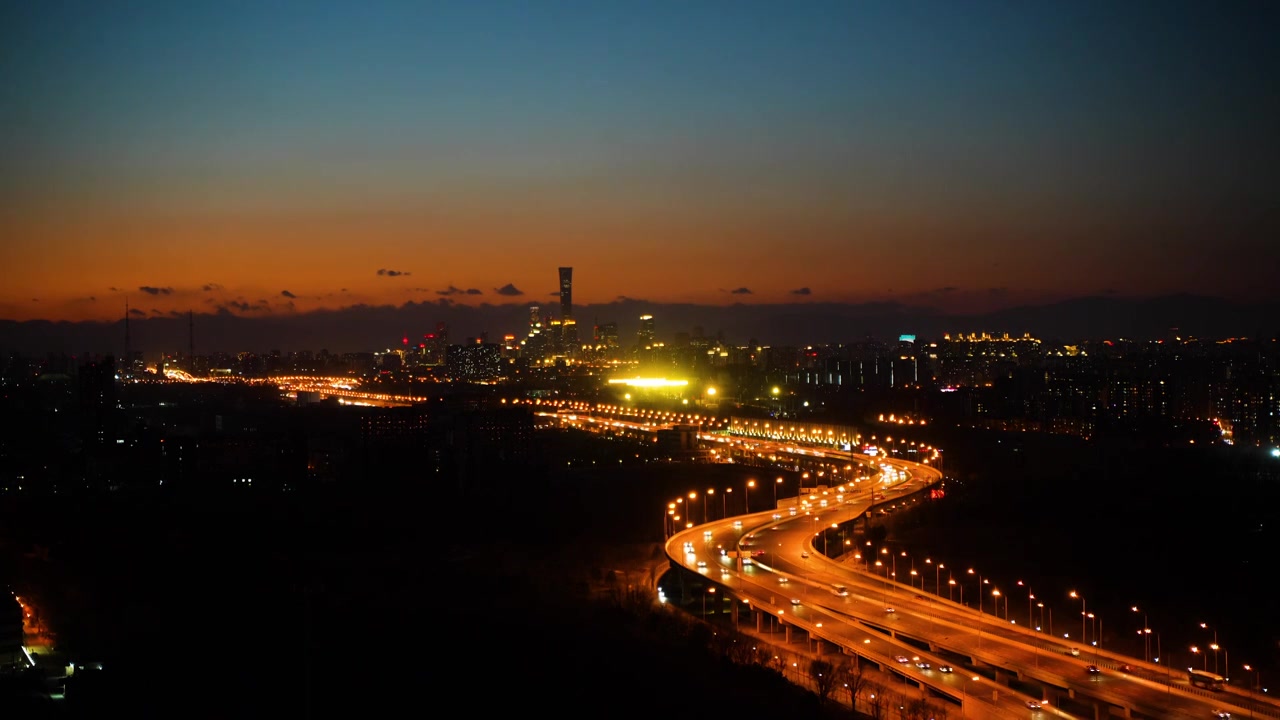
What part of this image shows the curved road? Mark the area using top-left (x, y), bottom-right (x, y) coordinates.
top-left (667, 453), bottom-right (1272, 720)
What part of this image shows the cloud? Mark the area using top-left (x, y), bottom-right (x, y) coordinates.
top-left (341, 288), bottom-right (349, 293)
top-left (377, 269), bottom-right (411, 277)
top-left (494, 283), bottom-right (524, 296)
top-left (74, 296), bottom-right (97, 303)
top-left (790, 287), bottom-right (812, 295)
top-left (729, 287), bottom-right (752, 295)
top-left (549, 291), bottom-right (561, 297)
top-left (129, 308), bottom-right (145, 317)
top-left (150, 308), bottom-right (163, 315)
top-left (435, 285), bottom-right (482, 296)
top-left (139, 286), bottom-right (173, 296)
top-left (937, 286), bottom-right (958, 293)
top-left (281, 290), bottom-right (297, 298)
top-left (109, 287), bottom-right (120, 292)
top-left (202, 283), bottom-right (223, 292)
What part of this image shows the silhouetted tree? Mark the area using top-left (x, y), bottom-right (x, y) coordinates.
top-left (810, 658), bottom-right (836, 704)
top-left (842, 659), bottom-right (869, 713)
top-left (868, 685), bottom-right (886, 719)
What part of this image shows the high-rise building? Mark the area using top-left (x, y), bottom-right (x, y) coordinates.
top-left (558, 267), bottom-right (578, 349)
top-left (558, 267), bottom-right (573, 321)
top-left (637, 314), bottom-right (656, 348)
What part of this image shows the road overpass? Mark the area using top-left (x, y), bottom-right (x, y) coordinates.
top-left (665, 453), bottom-right (1276, 720)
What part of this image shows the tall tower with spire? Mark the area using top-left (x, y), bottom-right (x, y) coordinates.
top-left (123, 298), bottom-right (132, 378)
top-left (558, 267), bottom-right (578, 350)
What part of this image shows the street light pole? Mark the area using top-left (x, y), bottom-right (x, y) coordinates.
top-left (774, 476), bottom-right (783, 507)
top-left (1070, 591), bottom-right (1086, 646)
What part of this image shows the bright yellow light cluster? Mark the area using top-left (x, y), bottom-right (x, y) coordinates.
top-left (606, 377), bottom-right (690, 388)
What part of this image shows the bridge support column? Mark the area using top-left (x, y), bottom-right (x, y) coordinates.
top-left (1092, 702), bottom-right (1103, 720)
top-left (755, 611), bottom-right (763, 632)
top-left (1119, 705), bottom-right (1131, 718)
top-left (731, 601), bottom-right (739, 625)
top-left (994, 670), bottom-right (1012, 686)
top-left (785, 624), bottom-right (792, 643)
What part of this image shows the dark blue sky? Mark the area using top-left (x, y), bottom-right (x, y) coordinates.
top-left (2, 1), bottom-right (1277, 321)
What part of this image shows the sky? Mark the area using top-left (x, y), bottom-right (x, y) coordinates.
top-left (2, 0), bottom-right (1277, 323)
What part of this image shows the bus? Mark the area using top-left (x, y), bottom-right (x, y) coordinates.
top-left (1188, 669), bottom-right (1225, 691)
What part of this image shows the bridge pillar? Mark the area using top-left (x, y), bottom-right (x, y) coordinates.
top-left (1092, 702), bottom-right (1103, 720)
top-left (731, 601), bottom-right (739, 625)
top-left (1067, 688), bottom-right (1076, 700)
top-left (1119, 705), bottom-right (1131, 718)
top-left (785, 624), bottom-right (793, 643)
top-left (994, 669), bottom-right (1012, 686)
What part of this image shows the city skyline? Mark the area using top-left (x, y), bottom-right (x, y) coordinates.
top-left (3, 1), bottom-right (1278, 323)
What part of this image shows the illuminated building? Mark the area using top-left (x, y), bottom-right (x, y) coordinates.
top-left (446, 343), bottom-right (502, 381)
top-left (559, 267), bottom-right (578, 348)
top-left (637, 314), bottom-right (656, 348)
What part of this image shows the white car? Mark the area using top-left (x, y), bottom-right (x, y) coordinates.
top-left (800, 551), bottom-right (810, 559)
top-left (884, 607), bottom-right (896, 613)
top-left (790, 598), bottom-right (801, 606)
top-left (778, 577), bottom-right (789, 584)
top-left (771, 513), bottom-right (782, 520)
top-left (1026, 700), bottom-right (1042, 710)
top-left (696, 560), bottom-right (706, 568)
top-left (895, 655), bottom-right (910, 664)
top-left (1212, 712), bottom-right (1231, 719)
top-left (732, 520), bottom-right (742, 528)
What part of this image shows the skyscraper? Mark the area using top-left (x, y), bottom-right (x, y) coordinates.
top-left (637, 314), bottom-right (656, 348)
top-left (558, 267), bottom-right (578, 349)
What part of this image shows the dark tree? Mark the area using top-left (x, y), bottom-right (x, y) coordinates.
top-left (810, 658), bottom-right (836, 704)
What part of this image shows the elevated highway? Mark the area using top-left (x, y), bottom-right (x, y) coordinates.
top-left (666, 453), bottom-right (1276, 720)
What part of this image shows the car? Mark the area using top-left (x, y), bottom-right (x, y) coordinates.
top-left (704, 530), bottom-right (713, 538)
top-left (790, 598), bottom-right (801, 606)
top-left (771, 513), bottom-right (782, 520)
top-left (937, 665), bottom-right (954, 673)
top-left (778, 577), bottom-right (789, 584)
top-left (895, 655), bottom-right (910, 664)
top-left (800, 551), bottom-right (810, 558)
top-left (915, 661), bottom-right (931, 670)
top-left (696, 560), bottom-right (707, 568)
top-left (884, 607), bottom-right (896, 613)
top-left (1213, 711), bottom-right (1232, 718)
top-left (1117, 663), bottom-right (1133, 672)
top-left (1085, 665), bottom-right (1100, 674)
top-left (1068, 647), bottom-right (1081, 656)
top-left (1026, 700), bottom-right (1042, 710)
top-left (832, 584), bottom-right (849, 596)
top-left (733, 520), bottom-right (743, 528)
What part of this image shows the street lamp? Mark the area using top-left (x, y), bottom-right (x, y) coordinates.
top-left (1069, 591), bottom-right (1086, 646)
top-left (1192, 645), bottom-right (1205, 671)
top-left (1243, 663), bottom-right (1261, 716)
top-left (1132, 606), bottom-right (1150, 662)
top-left (968, 569), bottom-right (986, 616)
top-left (926, 559), bottom-right (943, 596)
top-left (704, 586), bottom-right (716, 617)
top-left (774, 476), bottom-right (783, 506)
top-left (1200, 623), bottom-right (1222, 676)
top-left (948, 577), bottom-right (957, 602)
top-left (722, 487), bottom-right (730, 518)
top-left (745, 479), bottom-right (756, 513)
top-left (992, 588), bottom-right (1006, 621)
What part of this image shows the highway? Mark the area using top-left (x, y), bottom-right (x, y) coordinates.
top-left (667, 452), bottom-right (1275, 720)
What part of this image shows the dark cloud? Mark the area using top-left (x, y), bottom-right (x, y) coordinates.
top-left (549, 291), bottom-right (561, 297)
top-left (465, 288), bottom-right (482, 295)
top-left (139, 286), bottom-right (173, 296)
top-left (341, 288), bottom-right (349, 293)
top-left (790, 287), bottom-right (812, 295)
top-left (109, 287), bottom-right (120, 292)
top-left (281, 290), bottom-right (297, 298)
top-left (30, 298), bottom-right (38, 302)
top-left (437, 286), bottom-right (462, 296)
top-left (74, 296), bottom-right (97, 302)
top-left (150, 309), bottom-right (163, 315)
top-left (129, 308), bottom-right (145, 317)
top-left (494, 283), bottom-right (523, 296)
top-left (937, 286), bottom-right (958, 293)
top-left (377, 269), bottom-right (411, 277)
top-left (408, 287), bottom-right (432, 293)
top-left (202, 283), bottom-right (223, 292)
top-left (729, 287), bottom-right (752, 295)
